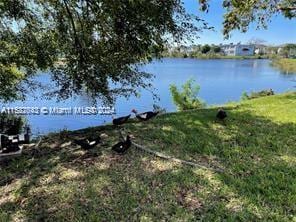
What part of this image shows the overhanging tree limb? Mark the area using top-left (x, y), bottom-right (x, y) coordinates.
top-left (278, 6), bottom-right (296, 10)
top-left (62, 0), bottom-right (84, 64)
top-left (1, 0), bottom-right (209, 103)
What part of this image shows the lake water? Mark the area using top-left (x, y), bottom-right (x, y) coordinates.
top-left (3, 58), bottom-right (295, 134)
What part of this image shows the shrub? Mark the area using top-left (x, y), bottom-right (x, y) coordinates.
top-left (241, 91), bottom-right (249, 101)
top-left (0, 113), bottom-right (25, 135)
top-left (170, 78), bottom-right (205, 111)
top-left (201, 44), bottom-right (211, 54)
top-left (212, 45), bottom-right (221, 53)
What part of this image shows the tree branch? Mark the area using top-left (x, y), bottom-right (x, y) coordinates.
top-left (278, 6), bottom-right (296, 11)
top-left (62, 0), bottom-right (84, 64)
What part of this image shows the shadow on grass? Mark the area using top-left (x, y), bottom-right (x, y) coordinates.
top-left (0, 107), bottom-right (295, 221)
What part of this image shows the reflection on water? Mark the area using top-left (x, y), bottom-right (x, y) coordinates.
top-left (2, 58), bottom-right (295, 134)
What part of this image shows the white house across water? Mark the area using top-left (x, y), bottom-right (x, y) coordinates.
top-left (221, 43), bottom-right (255, 56)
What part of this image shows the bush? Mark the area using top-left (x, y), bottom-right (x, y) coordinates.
top-left (0, 113), bottom-right (25, 134)
top-left (201, 44), bottom-right (211, 54)
top-left (241, 89), bottom-right (275, 100)
top-left (170, 78), bottom-right (205, 111)
top-left (212, 46), bottom-right (221, 53)
top-left (241, 91), bottom-right (249, 101)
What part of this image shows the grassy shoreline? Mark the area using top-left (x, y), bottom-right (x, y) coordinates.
top-left (271, 58), bottom-right (296, 74)
top-left (1, 92), bottom-right (296, 221)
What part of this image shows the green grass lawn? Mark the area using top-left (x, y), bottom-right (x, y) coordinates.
top-left (1, 92), bottom-right (296, 221)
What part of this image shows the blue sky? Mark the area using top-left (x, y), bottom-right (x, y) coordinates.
top-left (183, 0), bottom-right (296, 45)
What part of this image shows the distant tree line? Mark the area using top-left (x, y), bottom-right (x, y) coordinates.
top-left (163, 44), bottom-right (222, 58)
top-left (163, 43), bottom-right (296, 59)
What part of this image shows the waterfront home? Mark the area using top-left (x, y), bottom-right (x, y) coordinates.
top-left (221, 43), bottom-right (255, 56)
top-left (254, 44), bottom-right (267, 55)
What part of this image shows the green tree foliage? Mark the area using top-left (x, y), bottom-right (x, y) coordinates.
top-left (212, 45), bottom-right (221, 53)
top-left (170, 78), bottom-right (204, 111)
top-left (201, 44), bottom-right (211, 54)
top-left (0, 0), bottom-right (210, 103)
top-left (199, 0), bottom-right (296, 38)
top-left (2, 1), bottom-right (294, 103)
top-left (0, 113), bottom-right (24, 134)
top-left (0, 64), bottom-right (24, 101)
top-left (281, 44), bottom-right (296, 58)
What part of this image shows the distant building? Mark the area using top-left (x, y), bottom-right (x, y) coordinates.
top-left (254, 44), bottom-right (267, 55)
top-left (221, 43), bottom-right (255, 56)
top-left (277, 47), bottom-right (283, 54)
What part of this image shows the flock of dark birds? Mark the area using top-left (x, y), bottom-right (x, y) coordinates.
top-left (73, 108), bottom-right (227, 155)
top-left (73, 109), bottom-right (160, 154)
top-left (1, 108), bottom-right (227, 156)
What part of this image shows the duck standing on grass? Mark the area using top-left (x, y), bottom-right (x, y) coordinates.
top-left (74, 136), bottom-right (101, 150)
top-left (112, 114), bottom-right (131, 126)
top-left (216, 108), bottom-right (227, 121)
top-left (131, 109), bottom-right (159, 121)
top-left (112, 135), bottom-right (131, 154)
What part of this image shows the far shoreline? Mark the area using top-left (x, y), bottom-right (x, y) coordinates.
top-left (161, 55), bottom-right (271, 60)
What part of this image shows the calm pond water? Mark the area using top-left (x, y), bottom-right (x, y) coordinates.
top-left (3, 58), bottom-right (295, 134)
